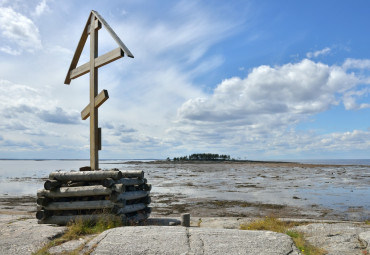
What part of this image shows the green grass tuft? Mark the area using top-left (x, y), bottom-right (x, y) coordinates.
top-left (33, 214), bottom-right (123, 255)
top-left (240, 216), bottom-right (326, 255)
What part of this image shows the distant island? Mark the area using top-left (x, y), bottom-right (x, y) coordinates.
top-left (168, 153), bottom-right (232, 161)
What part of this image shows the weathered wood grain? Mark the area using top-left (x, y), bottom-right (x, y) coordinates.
top-left (37, 185), bottom-right (112, 198)
top-left (81, 89), bottom-right (109, 120)
top-left (44, 200), bottom-right (123, 211)
top-left (49, 170), bottom-right (122, 181)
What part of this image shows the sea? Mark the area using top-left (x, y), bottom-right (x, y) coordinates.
top-left (0, 159), bottom-right (148, 196)
top-left (0, 158), bottom-right (369, 221)
top-left (0, 158), bottom-right (369, 196)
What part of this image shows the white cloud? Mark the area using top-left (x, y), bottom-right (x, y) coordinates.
top-left (306, 47), bottom-right (331, 58)
top-left (33, 0), bottom-right (49, 17)
top-left (0, 80), bottom-right (82, 145)
top-left (166, 58), bottom-right (370, 158)
top-left (0, 45), bottom-right (21, 55)
top-left (342, 58), bottom-right (370, 70)
top-left (178, 59), bottom-right (359, 123)
top-left (0, 7), bottom-right (42, 54)
top-left (342, 89), bottom-right (370, 110)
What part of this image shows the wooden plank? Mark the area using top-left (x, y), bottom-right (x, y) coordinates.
top-left (44, 180), bottom-right (62, 190)
top-left (44, 200), bottom-right (123, 211)
top-left (87, 19), bottom-right (102, 34)
top-left (69, 48), bottom-right (124, 80)
top-left (102, 177), bottom-right (146, 187)
top-left (92, 10), bottom-right (134, 58)
top-left (37, 185), bottom-right (112, 198)
top-left (36, 210), bottom-right (52, 220)
top-left (114, 203), bottom-right (146, 214)
top-left (49, 170), bottom-right (122, 181)
top-left (36, 196), bottom-right (53, 206)
top-left (64, 12), bottom-right (92, 85)
top-left (95, 48), bottom-right (124, 69)
top-left (81, 89), bottom-right (109, 120)
top-left (90, 14), bottom-right (99, 171)
top-left (111, 190), bottom-right (149, 202)
top-left (111, 183), bottom-right (125, 193)
top-left (98, 127), bottom-right (102, 150)
top-left (120, 170), bottom-right (144, 179)
top-left (69, 62), bottom-right (90, 80)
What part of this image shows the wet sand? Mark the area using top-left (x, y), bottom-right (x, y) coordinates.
top-left (127, 161), bottom-right (370, 221)
top-left (1, 161), bottom-right (369, 221)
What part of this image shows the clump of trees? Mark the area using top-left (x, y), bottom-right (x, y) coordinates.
top-left (172, 153), bottom-right (231, 161)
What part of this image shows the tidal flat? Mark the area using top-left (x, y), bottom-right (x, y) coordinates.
top-left (123, 161), bottom-right (370, 221)
top-left (0, 161), bottom-right (369, 221)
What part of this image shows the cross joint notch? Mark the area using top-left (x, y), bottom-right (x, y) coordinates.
top-left (87, 19), bottom-right (102, 34)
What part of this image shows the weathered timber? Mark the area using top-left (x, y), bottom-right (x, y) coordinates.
top-left (114, 203), bottom-right (146, 214)
top-left (181, 213), bottom-right (190, 227)
top-left (37, 185), bottom-right (112, 198)
top-left (138, 183), bottom-right (152, 191)
top-left (112, 184), bottom-right (125, 193)
top-left (89, 14), bottom-right (99, 170)
top-left (79, 166), bottom-right (91, 171)
top-left (66, 181), bottom-right (86, 187)
top-left (102, 177), bottom-right (146, 188)
top-left (44, 200), bottom-right (123, 211)
top-left (70, 49), bottom-right (124, 80)
top-left (49, 170), bottom-right (122, 181)
top-left (111, 190), bottom-right (149, 202)
top-left (92, 10), bottom-right (134, 58)
top-left (44, 180), bottom-right (62, 190)
top-left (87, 19), bottom-right (102, 34)
top-left (64, 10), bottom-right (134, 170)
top-left (81, 89), bottom-right (109, 120)
top-left (120, 170), bottom-right (144, 179)
top-left (38, 214), bottom-right (123, 226)
top-left (141, 196), bottom-right (151, 205)
top-left (144, 207), bottom-right (152, 214)
top-left (36, 210), bottom-right (52, 220)
top-left (36, 196), bottom-right (53, 206)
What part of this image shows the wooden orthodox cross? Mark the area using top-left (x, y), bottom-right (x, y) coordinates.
top-left (64, 10), bottom-right (134, 170)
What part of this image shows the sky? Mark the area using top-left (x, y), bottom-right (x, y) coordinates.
top-left (0, 0), bottom-right (370, 160)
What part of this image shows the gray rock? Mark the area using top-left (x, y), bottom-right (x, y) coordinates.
top-left (293, 223), bottom-right (370, 255)
top-left (0, 219), bottom-right (65, 255)
top-left (86, 226), bottom-right (300, 255)
top-left (48, 237), bottom-right (91, 254)
top-left (359, 231), bottom-right (370, 252)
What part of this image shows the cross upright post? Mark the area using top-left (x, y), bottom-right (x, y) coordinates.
top-left (89, 15), bottom-right (99, 170)
top-left (64, 10), bottom-right (134, 170)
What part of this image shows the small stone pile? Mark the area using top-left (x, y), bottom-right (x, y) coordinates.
top-left (36, 168), bottom-right (151, 225)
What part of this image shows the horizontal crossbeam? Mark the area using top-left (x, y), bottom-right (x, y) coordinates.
top-left (69, 48), bottom-right (124, 80)
top-left (81, 89), bottom-right (109, 120)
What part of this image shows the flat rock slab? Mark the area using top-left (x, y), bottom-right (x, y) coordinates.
top-left (85, 226), bottom-right (300, 255)
top-left (294, 223), bottom-right (370, 255)
top-left (359, 231), bottom-right (370, 252)
top-left (0, 219), bottom-right (65, 255)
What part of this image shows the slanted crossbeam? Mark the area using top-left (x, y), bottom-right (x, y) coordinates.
top-left (81, 89), bottom-right (109, 120)
top-left (64, 10), bottom-right (133, 170)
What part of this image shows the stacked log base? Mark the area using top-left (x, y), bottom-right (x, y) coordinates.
top-left (36, 169), bottom-right (151, 226)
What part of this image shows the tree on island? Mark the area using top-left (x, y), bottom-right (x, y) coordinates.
top-left (172, 153), bottom-right (231, 161)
